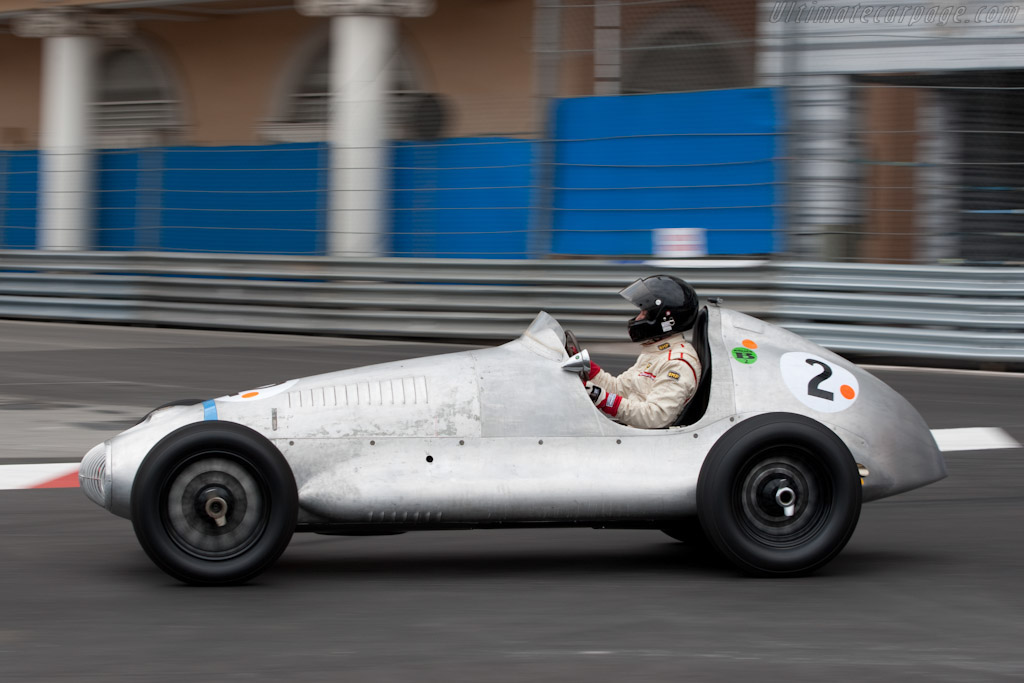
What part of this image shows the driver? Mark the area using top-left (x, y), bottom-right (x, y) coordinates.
top-left (584, 275), bottom-right (702, 429)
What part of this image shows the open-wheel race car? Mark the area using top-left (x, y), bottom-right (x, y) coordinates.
top-left (80, 301), bottom-right (947, 584)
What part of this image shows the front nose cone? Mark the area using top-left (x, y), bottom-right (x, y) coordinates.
top-left (80, 441), bottom-right (111, 509)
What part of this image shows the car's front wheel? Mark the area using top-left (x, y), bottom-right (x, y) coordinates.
top-left (130, 422), bottom-right (297, 585)
top-left (696, 413), bottom-right (861, 577)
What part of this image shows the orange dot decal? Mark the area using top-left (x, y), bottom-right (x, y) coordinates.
top-left (742, 339), bottom-right (758, 349)
top-left (242, 391), bottom-right (259, 399)
top-left (840, 385), bottom-right (856, 400)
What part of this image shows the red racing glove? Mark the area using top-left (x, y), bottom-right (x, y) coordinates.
top-left (587, 361), bottom-right (601, 381)
top-left (588, 385), bottom-right (622, 417)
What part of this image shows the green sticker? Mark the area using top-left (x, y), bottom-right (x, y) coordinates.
top-left (731, 347), bottom-right (758, 364)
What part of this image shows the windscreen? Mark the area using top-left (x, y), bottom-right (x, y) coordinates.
top-left (520, 311), bottom-right (566, 359)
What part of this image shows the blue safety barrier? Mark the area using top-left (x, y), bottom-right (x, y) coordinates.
top-left (550, 88), bottom-right (784, 256)
top-left (391, 138), bottom-right (535, 257)
top-left (0, 151), bottom-right (38, 248)
top-left (96, 149), bottom-right (143, 250)
top-left (2, 88), bottom-right (785, 257)
top-left (157, 144), bottom-right (326, 254)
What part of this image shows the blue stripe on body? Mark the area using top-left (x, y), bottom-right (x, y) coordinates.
top-left (202, 400), bottom-right (218, 421)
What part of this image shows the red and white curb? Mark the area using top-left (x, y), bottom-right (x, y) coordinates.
top-left (0, 463), bottom-right (80, 490)
top-left (0, 429), bottom-right (1018, 492)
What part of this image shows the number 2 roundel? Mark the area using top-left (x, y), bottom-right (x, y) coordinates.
top-left (780, 352), bottom-right (859, 414)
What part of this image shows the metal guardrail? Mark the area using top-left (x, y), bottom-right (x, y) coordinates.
top-left (769, 262), bottom-right (1024, 363)
top-left (1, 251), bottom-right (1022, 365)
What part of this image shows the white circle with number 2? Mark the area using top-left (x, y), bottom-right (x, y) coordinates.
top-left (780, 352), bottom-right (859, 414)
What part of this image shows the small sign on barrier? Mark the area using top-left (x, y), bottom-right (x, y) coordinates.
top-left (653, 228), bottom-right (707, 258)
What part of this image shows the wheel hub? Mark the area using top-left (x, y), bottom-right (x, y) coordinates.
top-left (736, 450), bottom-right (830, 547)
top-left (199, 485), bottom-right (232, 527)
top-left (774, 486), bottom-right (796, 517)
top-left (163, 456), bottom-right (268, 560)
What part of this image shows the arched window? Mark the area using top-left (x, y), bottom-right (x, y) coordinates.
top-left (267, 35), bottom-right (445, 141)
top-left (287, 43), bottom-right (331, 124)
top-left (622, 9), bottom-right (752, 94)
top-left (93, 44), bottom-right (182, 146)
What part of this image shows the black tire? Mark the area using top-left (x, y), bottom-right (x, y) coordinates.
top-left (130, 421), bottom-right (298, 585)
top-left (660, 517), bottom-right (710, 547)
top-left (134, 399), bottom-right (204, 427)
top-left (696, 413), bottom-right (861, 577)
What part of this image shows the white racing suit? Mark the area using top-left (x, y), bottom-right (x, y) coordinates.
top-left (588, 333), bottom-right (702, 429)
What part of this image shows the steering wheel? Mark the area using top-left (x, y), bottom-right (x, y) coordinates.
top-left (563, 329), bottom-right (595, 384)
top-left (564, 330), bottom-right (582, 357)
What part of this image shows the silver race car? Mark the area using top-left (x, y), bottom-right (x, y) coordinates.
top-left (80, 301), bottom-right (947, 584)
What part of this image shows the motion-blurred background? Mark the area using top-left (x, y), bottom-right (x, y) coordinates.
top-left (1, 0), bottom-right (1022, 363)
top-left (1, 8), bottom-right (1023, 678)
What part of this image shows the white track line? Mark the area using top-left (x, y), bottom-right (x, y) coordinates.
top-left (0, 463), bottom-right (79, 490)
top-left (930, 428), bottom-right (1021, 453)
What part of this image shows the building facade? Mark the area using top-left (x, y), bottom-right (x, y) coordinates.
top-left (2, 0), bottom-right (1021, 262)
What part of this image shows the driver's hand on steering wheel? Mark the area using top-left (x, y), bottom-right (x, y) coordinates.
top-left (574, 360), bottom-right (602, 385)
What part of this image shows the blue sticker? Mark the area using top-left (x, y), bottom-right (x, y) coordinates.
top-left (202, 400), bottom-right (218, 421)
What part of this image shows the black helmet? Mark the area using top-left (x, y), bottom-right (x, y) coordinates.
top-left (619, 275), bottom-right (699, 343)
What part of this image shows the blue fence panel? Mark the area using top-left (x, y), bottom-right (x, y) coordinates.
top-left (159, 144), bottom-right (326, 254)
top-left (551, 88), bottom-right (784, 256)
top-left (1, 151), bottom-right (38, 248)
top-left (391, 139), bottom-right (535, 257)
top-left (10, 94), bottom-right (783, 258)
top-left (96, 149), bottom-right (143, 250)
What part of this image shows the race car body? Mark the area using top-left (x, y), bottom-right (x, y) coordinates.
top-left (80, 303), bottom-right (946, 584)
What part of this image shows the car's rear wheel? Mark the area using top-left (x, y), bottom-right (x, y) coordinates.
top-left (696, 413), bottom-right (861, 577)
top-left (130, 422), bottom-right (297, 585)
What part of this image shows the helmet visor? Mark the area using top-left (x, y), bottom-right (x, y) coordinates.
top-left (618, 278), bottom-right (660, 309)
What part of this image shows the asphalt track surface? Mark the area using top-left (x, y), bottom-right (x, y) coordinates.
top-left (1, 320), bottom-right (1022, 682)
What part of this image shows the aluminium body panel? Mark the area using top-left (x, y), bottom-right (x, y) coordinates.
top-left (720, 309), bottom-right (946, 501)
top-left (99, 307), bottom-right (944, 524)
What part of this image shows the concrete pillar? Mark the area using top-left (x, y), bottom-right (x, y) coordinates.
top-left (916, 91), bottom-right (959, 262)
top-left (13, 11), bottom-right (131, 251)
top-left (297, 0), bottom-right (434, 257)
top-left (531, 0), bottom-right (561, 258)
top-left (332, 12), bottom-right (392, 256)
top-left (593, 0), bottom-right (621, 96)
top-left (39, 35), bottom-right (96, 251)
top-left (757, 20), bottom-right (857, 259)
top-left (787, 74), bottom-right (857, 259)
